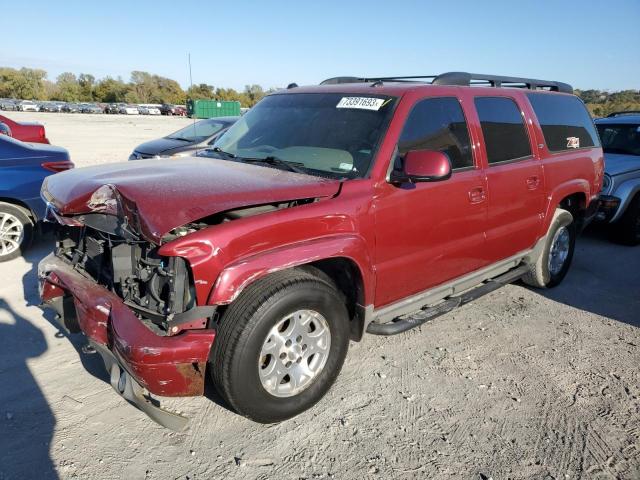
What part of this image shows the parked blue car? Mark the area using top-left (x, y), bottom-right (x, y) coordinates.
top-left (0, 135), bottom-right (74, 261)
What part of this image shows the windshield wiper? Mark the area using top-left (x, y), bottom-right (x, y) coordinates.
top-left (207, 147), bottom-right (237, 158)
top-left (168, 136), bottom-right (193, 142)
top-left (240, 156), bottom-right (306, 174)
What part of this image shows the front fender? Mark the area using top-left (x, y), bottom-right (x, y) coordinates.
top-left (208, 234), bottom-right (374, 305)
top-left (611, 177), bottom-right (640, 222)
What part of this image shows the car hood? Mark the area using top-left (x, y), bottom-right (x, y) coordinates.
top-left (42, 157), bottom-right (341, 243)
top-left (604, 153), bottom-right (640, 176)
top-left (135, 137), bottom-right (196, 155)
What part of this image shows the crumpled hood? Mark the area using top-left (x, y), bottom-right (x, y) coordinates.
top-left (604, 153), bottom-right (640, 176)
top-left (42, 157), bottom-right (341, 243)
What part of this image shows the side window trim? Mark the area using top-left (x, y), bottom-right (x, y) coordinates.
top-left (397, 95), bottom-right (478, 172)
top-left (474, 95), bottom-right (534, 166)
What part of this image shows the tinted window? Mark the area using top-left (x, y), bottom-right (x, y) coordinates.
top-left (475, 97), bottom-right (532, 164)
top-left (596, 123), bottom-right (640, 156)
top-left (398, 97), bottom-right (473, 170)
top-left (527, 93), bottom-right (599, 152)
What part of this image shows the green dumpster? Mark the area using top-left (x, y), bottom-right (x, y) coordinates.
top-left (187, 99), bottom-right (241, 118)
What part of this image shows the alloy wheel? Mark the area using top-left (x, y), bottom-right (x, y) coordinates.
top-left (258, 309), bottom-right (331, 398)
top-left (0, 212), bottom-right (24, 257)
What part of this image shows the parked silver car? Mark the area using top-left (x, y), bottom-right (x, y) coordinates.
top-left (595, 112), bottom-right (640, 245)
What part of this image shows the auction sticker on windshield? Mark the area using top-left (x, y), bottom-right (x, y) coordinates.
top-left (336, 97), bottom-right (386, 111)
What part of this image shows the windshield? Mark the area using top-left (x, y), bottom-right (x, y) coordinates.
top-left (167, 120), bottom-right (228, 142)
top-left (597, 123), bottom-right (640, 156)
top-left (207, 92), bottom-right (396, 178)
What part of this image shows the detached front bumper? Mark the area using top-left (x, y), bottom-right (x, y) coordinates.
top-left (38, 254), bottom-right (216, 430)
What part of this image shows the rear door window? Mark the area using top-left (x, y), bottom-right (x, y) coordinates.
top-left (398, 97), bottom-right (473, 170)
top-left (527, 93), bottom-right (600, 152)
top-left (474, 97), bottom-right (532, 164)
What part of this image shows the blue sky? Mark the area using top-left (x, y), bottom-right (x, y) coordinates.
top-left (2, 0), bottom-right (639, 91)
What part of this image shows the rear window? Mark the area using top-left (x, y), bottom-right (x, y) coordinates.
top-left (475, 97), bottom-right (532, 164)
top-left (527, 93), bottom-right (600, 152)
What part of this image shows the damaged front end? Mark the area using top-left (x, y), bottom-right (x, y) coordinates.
top-left (39, 186), bottom-right (217, 430)
top-left (38, 165), bottom-right (338, 429)
top-left (44, 183), bottom-right (216, 335)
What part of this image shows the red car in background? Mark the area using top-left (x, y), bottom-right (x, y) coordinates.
top-left (0, 114), bottom-right (49, 143)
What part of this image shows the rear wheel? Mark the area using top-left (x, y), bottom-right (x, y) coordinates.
top-left (611, 195), bottom-right (640, 246)
top-left (210, 269), bottom-right (350, 423)
top-left (523, 208), bottom-right (575, 288)
top-left (0, 203), bottom-right (34, 262)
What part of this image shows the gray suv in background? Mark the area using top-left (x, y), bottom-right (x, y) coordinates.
top-left (595, 112), bottom-right (640, 244)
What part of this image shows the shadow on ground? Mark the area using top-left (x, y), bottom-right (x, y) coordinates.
top-left (533, 227), bottom-right (640, 327)
top-left (0, 236), bottom-right (57, 479)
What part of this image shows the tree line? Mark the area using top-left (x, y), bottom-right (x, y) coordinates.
top-left (1, 66), bottom-right (638, 114)
top-left (575, 89), bottom-right (640, 117)
top-left (0, 67), bottom-right (273, 107)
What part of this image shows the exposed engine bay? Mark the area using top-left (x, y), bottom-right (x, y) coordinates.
top-left (51, 200), bottom-right (314, 333)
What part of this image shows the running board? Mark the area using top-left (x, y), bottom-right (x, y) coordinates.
top-left (366, 264), bottom-right (530, 336)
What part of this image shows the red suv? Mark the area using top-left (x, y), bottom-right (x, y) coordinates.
top-left (38, 72), bottom-right (603, 430)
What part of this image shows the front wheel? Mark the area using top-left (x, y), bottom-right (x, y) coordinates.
top-left (0, 203), bottom-right (34, 262)
top-left (210, 269), bottom-right (350, 423)
top-left (523, 208), bottom-right (576, 288)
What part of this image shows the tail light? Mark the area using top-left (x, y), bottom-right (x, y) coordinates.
top-left (38, 126), bottom-right (45, 139)
top-left (42, 161), bottom-right (75, 172)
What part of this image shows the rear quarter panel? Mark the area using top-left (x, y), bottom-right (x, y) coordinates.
top-left (0, 147), bottom-right (63, 218)
top-left (0, 114), bottom-right (49, 143)
top-left (524, 94), bottom-right (603, 236)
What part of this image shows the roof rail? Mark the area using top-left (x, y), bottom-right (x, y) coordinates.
top-left (606, 110), bottom-right (640, 118)
top-left (319, 72), bottom-right (573, 94)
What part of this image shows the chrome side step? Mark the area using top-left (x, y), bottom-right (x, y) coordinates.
top-left (367, 264), bottom-right (530, 336)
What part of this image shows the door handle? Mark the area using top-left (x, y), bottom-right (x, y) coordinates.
top-left (526, 176), bottom-right (540, 190)
top-left (468, 187), bottom-right (486, 204)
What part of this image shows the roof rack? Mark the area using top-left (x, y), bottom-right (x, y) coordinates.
top-left (606, 110), bottom-right (640, 118)
top-left (320, 72), bottom-right (573, 94)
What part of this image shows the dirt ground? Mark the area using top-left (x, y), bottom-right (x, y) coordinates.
top-left (1, 112), bottom-right (639, 480)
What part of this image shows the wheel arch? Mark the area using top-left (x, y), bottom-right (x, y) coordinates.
top-left (610, 177), bottom-right (640, 223)
top-left (542, 180), bottom-right (590, 235)
top-left (208, 235), bottom-right (375, 341)
top-left (0, 197), bottom-right (37, 221)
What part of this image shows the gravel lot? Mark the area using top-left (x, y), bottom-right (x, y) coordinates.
top-left (1, 112), bottom-right (639, 480)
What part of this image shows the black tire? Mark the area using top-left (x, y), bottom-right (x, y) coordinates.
top-left (523, 208), bottom-right (576, 288)
top-left (611, 194), bottom-right (640, 246)
top-left (210, 269), bottom-right (350, 423)
top-left (0, 202), bottom-right (34, 262)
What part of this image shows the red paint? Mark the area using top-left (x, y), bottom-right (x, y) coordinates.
top-left (40, 256), bottom-right (215, 396)
top-left (0, 114), bottom-right (49, 143)
top-left (40, 82), bottom-right (603, 399)
top-left (403, 150), bottom-right (452, 179)
top-left (42, 157), bottom-right (341, 244)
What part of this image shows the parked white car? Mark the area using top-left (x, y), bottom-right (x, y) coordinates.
top-left (17, 100), bottom-right (39, 112)
top-left (119, 105), bottom-right (140, 115)
top-left (147, 107), bottom-right (161, 115)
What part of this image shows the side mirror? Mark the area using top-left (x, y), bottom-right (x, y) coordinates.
top-left (390, 150), bottom-right (452, 184)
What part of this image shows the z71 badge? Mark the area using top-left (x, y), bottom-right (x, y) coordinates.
top-left (567, 137), bottom-right (580, 149)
